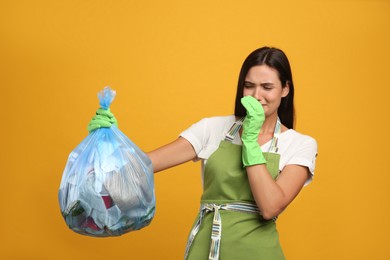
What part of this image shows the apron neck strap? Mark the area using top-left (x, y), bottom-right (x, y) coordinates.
top-left (269, 118), bottom-right (281, 153)
top-left (224, 117), bottom-right (244, 142)
top-left (224, 117), bottom-right (281, 153)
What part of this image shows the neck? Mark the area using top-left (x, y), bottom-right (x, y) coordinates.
top-left (260, 114), bottom-right (278, 134)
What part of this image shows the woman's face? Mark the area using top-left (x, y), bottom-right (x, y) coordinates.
top-left (243, 65), bottom-right (289, 118)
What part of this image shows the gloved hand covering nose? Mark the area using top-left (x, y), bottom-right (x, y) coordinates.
top-left (240, 96), bottom-right (266, 167)
top-left (87, 107), bottom-right (118, 133)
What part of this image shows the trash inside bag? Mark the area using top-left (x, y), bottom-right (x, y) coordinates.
top-left (59, 87), bottom-right (155, 237)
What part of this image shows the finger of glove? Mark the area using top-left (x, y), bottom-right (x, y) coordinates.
top-left (241, 96), bottom-right (264, 124)
top-left (87, 119), bottom-right (114, 132)
top-left (88, 114), bottom-right (117, 130)
top-left (87, 124), bottom-right (99, 132)
top-left (92, 114), bottom-right (114, 122)
top-left (241, 97), bottom-right (264, 142)
top-left (96, 108), bottom-right (115, 118)
top-left (241, 96), bottom-right (264, 117)
top-left (89, 119), bottom-right (112, 128)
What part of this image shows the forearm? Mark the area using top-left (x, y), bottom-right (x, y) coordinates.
top-left (246, 164), bottom-right (286, 219)
top-left (246, 164), bottom-right (309, 219)
top-left (147, 137), bottom-right (196, 173)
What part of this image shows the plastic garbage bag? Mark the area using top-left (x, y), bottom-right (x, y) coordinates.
top-left (58, 87), bottom-right (155, 237)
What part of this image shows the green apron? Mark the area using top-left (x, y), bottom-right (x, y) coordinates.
top-left (185, 118), bottom-right (285, 260)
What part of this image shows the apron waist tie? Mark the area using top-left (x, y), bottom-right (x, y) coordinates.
top-left (184, 202), bottom-right (263, 260)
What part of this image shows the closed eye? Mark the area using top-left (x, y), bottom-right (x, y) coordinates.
top-left (261, 83), bottom-right (274, 90)
top-left (244, 81), bottom-right (275, 90)
top-left (244, 82), bottom-right (255, 88)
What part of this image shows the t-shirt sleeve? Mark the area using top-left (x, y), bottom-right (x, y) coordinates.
top-left (180, 117), bottom-right (225, 161)
top-left (179, 118), bottom-right (220, 160)
top-left (286, 136), bottom-right (318, 185)
top-left (179, 118), bottom-right (206, 155)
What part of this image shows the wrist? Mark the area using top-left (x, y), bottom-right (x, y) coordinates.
top-left (242, 142), bottom-right (267, 167)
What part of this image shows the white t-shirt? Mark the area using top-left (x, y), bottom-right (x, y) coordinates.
top-left (180, 115), bottom-right (318, 185)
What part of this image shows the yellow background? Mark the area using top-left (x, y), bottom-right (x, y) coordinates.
top-left (1, 0), bottom-right (389, 259)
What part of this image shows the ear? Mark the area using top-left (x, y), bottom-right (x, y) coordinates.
top-left (282, 81), bottom-right (290, 98)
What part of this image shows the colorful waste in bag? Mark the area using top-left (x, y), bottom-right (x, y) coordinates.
top-left (58, 87), bottom-right (155, 237)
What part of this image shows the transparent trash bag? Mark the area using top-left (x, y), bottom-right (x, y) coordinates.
top-left (58, 87), bottom-right (155, 237)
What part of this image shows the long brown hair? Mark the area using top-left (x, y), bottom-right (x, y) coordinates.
top-left (234, 47), bottom-right (295, 129)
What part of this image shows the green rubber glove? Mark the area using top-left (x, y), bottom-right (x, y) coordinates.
top-left (241, 96), bottom-right (266, 167)
top-left (87, 108), bottom-right (118, 133)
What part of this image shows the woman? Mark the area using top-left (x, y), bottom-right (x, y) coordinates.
top-left (147, 47), bottom-right (318, 259)
top-left (89, 46), bottom-right (318, 259)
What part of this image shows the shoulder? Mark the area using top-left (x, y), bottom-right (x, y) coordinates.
top-left (180, 115), bottom-right (236, 159)
top-left (195, 115), bottom-right (236, 125)
top-left (280, 129), bottom-right (317, 150)
top-left (180, 115), bottom-right (236, 142)
top-left (184, 115), bottom-right (236, 133)
top-left (198, 115), bottom-right (236, 129)
top-left (277, 129), bottom-right (318, 178)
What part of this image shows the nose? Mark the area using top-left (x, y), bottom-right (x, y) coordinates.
top-left (253, 86), bottom-right (262, 101)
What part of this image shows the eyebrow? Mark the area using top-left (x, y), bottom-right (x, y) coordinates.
top-left (244, 81), bottom-right (275, 87)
